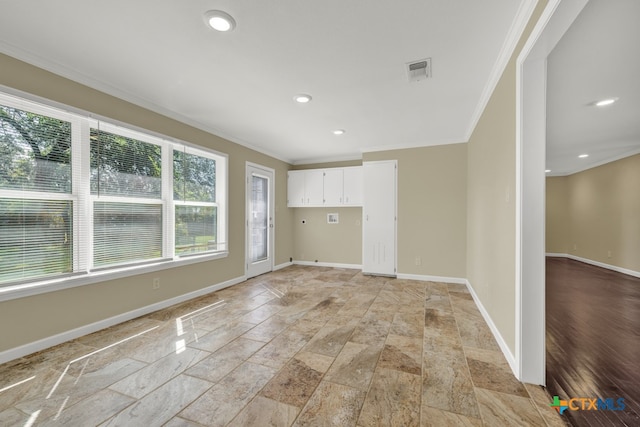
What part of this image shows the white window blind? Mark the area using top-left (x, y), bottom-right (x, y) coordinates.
top-left (90, 127), bottom-right (164, 268)
top-left (93, 201), bottom-right (163, 267)
top-left (0, 103), bottom-right (75, 284)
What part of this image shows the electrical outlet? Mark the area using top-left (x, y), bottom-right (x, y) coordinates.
top-left (152, 278), bottom-right (160, 290)
top-left (415, 256), bottom-right (422, 266)
top-left (573, 244), bottom-right (577, 250)
top-left (607, 250), bottom-right (612, 258)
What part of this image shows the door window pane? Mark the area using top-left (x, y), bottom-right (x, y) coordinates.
top-left (250, 175), bottom-right (268, 262)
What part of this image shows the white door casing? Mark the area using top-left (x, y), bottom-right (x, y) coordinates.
top-left (516, 0), bottom-right (588, 384)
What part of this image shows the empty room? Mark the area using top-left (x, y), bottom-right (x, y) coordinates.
top-left (0, 1), bottom-right (636, 426)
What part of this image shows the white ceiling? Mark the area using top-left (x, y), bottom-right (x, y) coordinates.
top-left (546, 0), bottom-right (640, 175)
top-left (0, 0), bottom-right (532, 164)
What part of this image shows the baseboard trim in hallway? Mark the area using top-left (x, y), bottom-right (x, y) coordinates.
top-left (465, 279), bottom-right (518, 380)
top-left (292, 260), bottom-right (362, 270)
top-left (0, 275), bottom-right (246, 365)
top-left (547, 253), bottom-right (640, 279)
top-left (396, 273), bottom-right (467, 284)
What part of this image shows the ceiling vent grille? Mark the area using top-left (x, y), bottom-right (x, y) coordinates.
top-left (406, 58), bottom-right (432, 82)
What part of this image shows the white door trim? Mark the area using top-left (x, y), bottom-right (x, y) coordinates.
top-left (245, 162), bottom-right (275, 278)
top-left (515, 0), bottom-right (588, 384)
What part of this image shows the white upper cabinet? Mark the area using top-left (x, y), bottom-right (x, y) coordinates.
top-left (305, 169), bottom-right (324, 206)
top-left (343, 166), bottom-right (363, 206)
top-left (323, 169), bottom-right (344, 206)
top-left (287, 170), bottom-right (306, 207)
top-left (287, 169), bottom-right (324, 207)
top-left (287, 166), bottom-right (363, 207)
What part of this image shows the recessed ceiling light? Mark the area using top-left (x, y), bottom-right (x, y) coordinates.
top-left (578, 154), bottom-right (589, 158)
top-left (545, 169), bottom-right (551, 173)
top-left (204, 10), bottom-right (236, 32)
top-left (594, 98), bottom-right (618, 107)
top-left (333, 129), bottom-right (345, 135)
top-left (294, 94), bottom-right (312, 103)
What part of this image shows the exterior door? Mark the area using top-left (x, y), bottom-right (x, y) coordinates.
top-left (362, 160), bottom-right (397, 276)
top-left (246, 163), bottom-right (274, 278)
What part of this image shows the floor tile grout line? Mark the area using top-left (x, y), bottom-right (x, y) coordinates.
top-left (447, 283), bottom-right (484, 423)
top-left (353, 278), bottom-right (395, 426)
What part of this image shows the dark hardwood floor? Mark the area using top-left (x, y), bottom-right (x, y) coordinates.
top-left (546, 257), bottom-right (640, 426)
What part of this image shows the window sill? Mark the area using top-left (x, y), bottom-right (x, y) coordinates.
top-left (0, 251), bottom-right (229, 303)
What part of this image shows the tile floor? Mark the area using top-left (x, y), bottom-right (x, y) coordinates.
top-left (0, 266), bottom-right (567, 426)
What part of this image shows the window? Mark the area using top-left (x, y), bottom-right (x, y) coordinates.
top-left (0, 103), bottom-right (75, 284)
top-left (173, 148), bottom-right (219, 256)
top-left (0, 92), bottom-right (227, 288)
top-left (91, 127), bottom-right (163, 267)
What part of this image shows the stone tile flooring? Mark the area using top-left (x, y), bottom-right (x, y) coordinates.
top-left (0, 266), bottom-right (566, 426)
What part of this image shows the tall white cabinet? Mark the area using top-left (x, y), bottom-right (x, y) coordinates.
top-left (362, 160), bottom-right (397, 276)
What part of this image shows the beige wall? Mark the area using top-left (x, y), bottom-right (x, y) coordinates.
top-left (364, 144), bottom-right (467, 278)
top-left (0, 53), bottom-right (294, 352)
top-left (466, 1), bottom-right (547, 354)
top-left (293, 207), bottom-right (363, 265)
top-left (546, 176), bottom-right (569, 253)
top-left (546, 154), bottom-right (640, 272)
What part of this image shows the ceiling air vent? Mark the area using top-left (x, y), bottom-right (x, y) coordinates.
top-left (406, 58), bottom-right (432, 82)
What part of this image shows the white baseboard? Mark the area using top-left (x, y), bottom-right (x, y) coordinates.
top-left (397, 273), bottom-right (467, 284)
top-left (465, 279), bottom-right (518, 377)
top-left (292, 260), bottom-right (362, 270)
top-left (547, 253), bottom-right (640, 279)
top-left (273, 261), bottom-right (293, 271)
top-left (0, 275), bottom-right (246, 365)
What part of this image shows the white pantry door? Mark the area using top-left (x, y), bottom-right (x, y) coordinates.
top-left (362, 160), bottom-right (397, 276)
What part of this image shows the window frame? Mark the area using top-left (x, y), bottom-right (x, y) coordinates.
top-left (0, 91), bottom-right (228, 302)
top-left (171, 143), bottom-right (227, 257)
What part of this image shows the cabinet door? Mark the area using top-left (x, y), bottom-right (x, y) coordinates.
top-left (343, 166), bottom-right (363, 206)
top-left (287, 171), bottom-right (305, 207)
top-left (323, 169), bottom-right (343, 206)
top-left (304, 170), bottom-right (324, 206)
top-left (362, 161), bottom-right (396, 276)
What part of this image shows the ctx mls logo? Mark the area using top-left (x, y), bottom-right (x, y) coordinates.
top-left (550, 395), bottom-right (625, 415)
